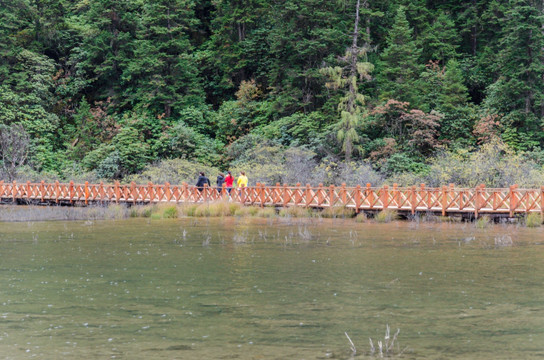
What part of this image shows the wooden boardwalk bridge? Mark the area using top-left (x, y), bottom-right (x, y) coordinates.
top-left (1, 180), bottom-right (543, 218)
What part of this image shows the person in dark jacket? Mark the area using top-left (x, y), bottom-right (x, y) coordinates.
top-left (216, 173), bottom-right (225, 193)
top-left (196, 172), bottom-right (210, 192)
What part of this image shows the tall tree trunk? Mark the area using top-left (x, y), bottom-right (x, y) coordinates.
top-left (345, 0), bottom-right (362, 163)
top-left (471, 0), bottom-right (477, 56)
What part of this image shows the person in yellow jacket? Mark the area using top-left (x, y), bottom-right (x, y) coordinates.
top-left (236, 171), bottom-right (248, 188)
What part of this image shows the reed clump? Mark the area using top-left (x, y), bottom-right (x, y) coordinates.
top-left (525, 212), bottom-right (542, 227)
top-left (256, 207), bottom-right (276, 218)
top-left (234, 206), bottom-right (260, 217)
top-left (476, 215), bottom-right (491, 228)
top-left (279, 206), bottom-right (312, 218)
top-left (345, 324), bottom-right (402, 358)
top-left (375, 209), bottom-right (398, 223)
top-left (179, 204), bottom-right (198, 216)
top-left (320, 206), bottom-right (356, 219)
top-left (162, 206), bottom-right (179, 218)
top-left (105, 204), bottom-right (130, 219)
top-left (354, 212), bottom-right (367, 223)
top-left (135, 203), bottom-right (181, 219)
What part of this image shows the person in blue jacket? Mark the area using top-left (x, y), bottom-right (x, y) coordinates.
top-left (196, 172), bottom-right (210, 192)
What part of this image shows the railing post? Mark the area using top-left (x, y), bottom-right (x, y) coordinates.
top-left (40, 180), bottom-right (45, 202)
top-left (294, 183), bottom-right (301, 206)
top-left (165, 182), bottom-right (171, 202)
top-left (492, 186), bottom-right (498, 210)
top-left (420, 184), bottom-right (426, 209)
top-left (261, 183), bottom-right (267, 207)
top-left (255, 183), bottom-right (260, 206)
top-left (130, 182), bottom-right (136, 204)
top-left (283, 183), bottom-right (289, 207)
top-left (69, 180), bottom-right (75, 204)
top-left (475, 185), bottom-right (481, 219)
top-left (382, 185), bottom-right (389, 210)
top-left (204, 184), bottom-right (209, 202)
top-left (254, 183), bottom-right (260, 206)
top-left (114, 181), bottom-right (120, 204)
top-left (341, 183), bottom-right (347, 207)
top-left (366, 183), bottom-right (373, 210)
top-left (222, 183), bottom-right (227, 198)
top-left (480, 184), bottom-right (486, 212)
top-left (329, 185), bottom-right (335, 208)
top-left (12, 180), bottom-right (17, 203)
top-left (99, 181), bottom-right (105, 203)
top-left (55, 180), bottom-right (60, 204)
top-left (449, 183), bottom-right (455, 210)
top-left (26, 181), bottom-right (31, 201)
top-left (305, 184), bottom-right (311, 208)
top-left (148, 182), bottom-right (154, 203)
top-left (393, 183), bottom-right (398, 208)
top-left (84, 181), bottom-right (89, 205)
top-left (182, 182), bottom-right (188, 202)
top-left (441, 185), bottom-right (447, 216)
top-left (509, 185), bottom-right (516, 218)
top-left (317, 183), bottom-right (324, 206)
top-left (411, 185), bottom-right (416, 215)
top-left (274, 183), bottom-right (281, 204)
top-left (354, 185), bottom-right (361, 213)
top-left (541, 186), bottom-right (544, 222)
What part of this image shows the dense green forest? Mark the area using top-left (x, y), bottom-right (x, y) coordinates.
top-left (1, 0), bottom-right (544, 187)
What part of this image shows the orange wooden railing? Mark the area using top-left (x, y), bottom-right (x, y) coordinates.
top-left (1, 180), bottom-right (544, 218)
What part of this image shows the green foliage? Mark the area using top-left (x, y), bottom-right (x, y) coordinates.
top-left (1, 0), bottom-right (544, 187)
top-left (420, 11), bottom-right (459, 64)
top-left (385, 153), bottom-right (427, 175)
top-left (127, 158), bottom-right (221, 185)
top-left (153, 121), bottom-right (223, 165)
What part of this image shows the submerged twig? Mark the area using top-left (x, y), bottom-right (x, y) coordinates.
top-left (345, 332), bottom-right (356, 356)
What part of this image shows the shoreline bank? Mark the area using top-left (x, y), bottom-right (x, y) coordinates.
top-left (0, 202), bottom-right (542, 227)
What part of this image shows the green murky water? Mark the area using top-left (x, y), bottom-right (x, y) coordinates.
top-left (0, 217), bottom-right (543, 359)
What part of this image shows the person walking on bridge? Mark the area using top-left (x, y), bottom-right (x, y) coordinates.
top-left (224, 171), bottom-right (234, 194)
top-left (237, 171), bottom-right (248, 188)
top-left (216, 173), bottom-right (225, 194)
top-left (196, 172), bottom-right (210, 192)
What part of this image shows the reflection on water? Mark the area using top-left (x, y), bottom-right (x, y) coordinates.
top-left (0, 217), bottom-right (543, 359)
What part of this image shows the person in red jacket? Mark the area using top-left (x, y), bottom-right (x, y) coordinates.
top-left (224, 171), bottom-right (234, 194)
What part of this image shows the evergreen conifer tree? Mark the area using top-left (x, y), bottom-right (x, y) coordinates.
top-left (378, 6), bottom-right (423, 107)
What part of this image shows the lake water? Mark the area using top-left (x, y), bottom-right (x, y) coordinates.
top-left (0, 217), bottom-right (543, 359)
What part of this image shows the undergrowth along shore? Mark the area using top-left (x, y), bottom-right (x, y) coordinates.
top-left (0, 202), bottom-right (542, 226)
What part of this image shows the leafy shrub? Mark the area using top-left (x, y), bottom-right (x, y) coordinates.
top-left (96, 151), bottom-right (121, 179)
